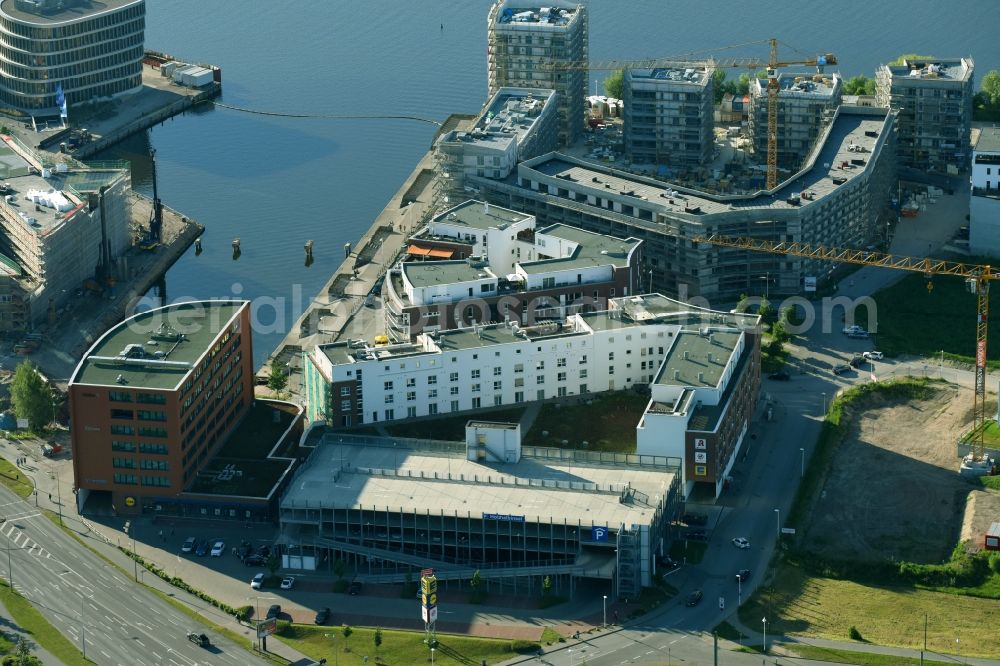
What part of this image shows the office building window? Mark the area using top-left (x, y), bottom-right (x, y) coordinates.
top-left (113, 474), bottom-right (137, 485)
top-left (111, 425), bottom-right (134, 435)
top-left (138, 427), bottom-right (167, 438)
top-left (406, 378), bottom-right (416, 388)
top-left (471, 369), bottom-right (480, 379)
top-left (340, 386), bottom-right (351, 396)
top-left (407, 391), bottom-right (416, 401)
top-left (384, 395), bottom-right (394, 404)
top-left (140, 459), bottom-right (168, 471)
top-left (110, 409), bottom-right (133, 420)
top-left (112, 457), bottom-right (135, 469)
top-left (108, 391), bottom-right (132, 402)
top-left (111, 440), bottom-right (135, 452)
top-left (136, 393), bottom-right (166, 404)
top-left (139, 443), bottom-right (168, 455)
top-left (428, 375), bottom-right (438, 385)
top-left (384, 381), bottom-right (393, 391)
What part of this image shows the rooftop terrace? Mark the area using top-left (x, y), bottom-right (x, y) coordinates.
top-left (628, 66), bottom-right (711, 87)
top-left (446, 88), bottom-right (556, 152)
top-left (432, 199), bottom-right (530, 232)
top-left (71, 301), bottom-right (246, 390)
top-left (494, 2), bottom-right (581, 27)
top-left (883, 58), bottom-right (974, 82)
top-left (402, 260), bottom-right (494, 289)
top-left (520, 223), bottom-right (640, 274)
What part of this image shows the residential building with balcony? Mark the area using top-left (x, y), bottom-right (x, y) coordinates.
top-left (471, 104), bottom-right (897, 302)
top-left (69, 300), bottom-right (255, 515)
top-left (970, 127), bottom-right (1000, 257)
top-left (487, 1), bottom-right (587, 148)
top-left (435, 87), bottom-right (558, 204)
top-left (0, 0), bottom-right (145, 113)
top-left (382, 199), bottom-right (642, 340)
top-left (749, 71), bottom-right (842, 172)
top-left (304, 293), bottom-right (760, 503)
top-left (875, 57), bottom-right (974, 174)
top-left (623, 65), bottom-right (715, 170)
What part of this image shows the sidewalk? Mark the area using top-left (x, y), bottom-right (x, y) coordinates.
top-left (0, 596), bottom-right (66, 666)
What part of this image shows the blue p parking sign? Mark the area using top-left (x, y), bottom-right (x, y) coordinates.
top-left (592, 526), bottom-right (608, 542)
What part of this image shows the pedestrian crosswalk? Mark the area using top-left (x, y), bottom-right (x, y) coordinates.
top-left (1, 513), bottom-right (52, 561)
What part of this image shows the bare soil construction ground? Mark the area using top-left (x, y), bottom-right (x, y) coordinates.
top-left (803, 382), bottom-right (998, 563)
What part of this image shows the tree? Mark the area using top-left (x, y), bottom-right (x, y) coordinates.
top-left (770, 319), bottom-right (790, 344)
top-left (333, 558), bottom-right (346, 581)
top-left (341, 625), bottom-right (353, 653)
top-left (842, 75), bottom-right (876, 96)
top-left (541, 575), bottom-right (553, 597)
top-left (16, 636), bottom-right (32, 666)
top-left (373, 627), bottom-right (383, 663)
top-left (266, 553), bottom-right (280, 577)
top-left (982, 70), bottom-right (1000, 105)
top-left (267, 358), bottom-right (288, 394)
top-left (735, 293), bottom-right (750, 313)
top-left (758, 296), bottom-right (775, 324)
top-left (711, 68), bottom-right (728, 104)
top-left (470, 569), bottom-right (483, 601)
top-left (603, 69), bottom-right (624, 100)
top-left (10, 361), bottom-right (52, 433)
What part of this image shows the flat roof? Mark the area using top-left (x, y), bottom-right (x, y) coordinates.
top-left (628, 66), bottom-right (712, 87)
top-left (432, 199), bottom-right (530, 232)
top-left (754, 72), bottom-right (840, 98)
top-left (71, 301), bottom-right (246, 390)
top-left (519, 223), bottom-right (639, 274)
top-left (434, 324), bottom-right (534, 352)
top-left (445, 88), bottom-right (556, 152)
top-left (0, 0), bottom-right (139, 25)
top-left (882, 58), bottom-right (974, 83)
top-left (656, 330), bottom-right (741, 388)
top-left (976, 128), bottom-right (1000, 154)
top-left (494, 1), bottom-right (581, 27)
top-left (402, 260), bottom-right (492, 289)
top-left (281, 441), bottom-right (671, 527)
top-left (522, 107), bottom-right (889, 215)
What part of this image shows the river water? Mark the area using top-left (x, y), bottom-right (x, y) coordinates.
top-left (98, 1), bottom-right (999, 365)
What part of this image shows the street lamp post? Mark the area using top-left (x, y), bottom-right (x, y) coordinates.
top-left (738, 574), bottom-right (742, 607)
top-left (431, 646), bottom-right (436, 665)
top-left (774, 508), bottom-right (780, 537)
top-left (799, 447), bottom-right (805, 478)
top-left (323, 633), bottom-right (339, 666)
top-left (821, 392), bottom-right (827, 416)
top-left (762, 617), bottom-right (767, 654)
top-left (123, 521), bottom-right (137, 582)
top-left (603, 594), bottom-right (607, 627)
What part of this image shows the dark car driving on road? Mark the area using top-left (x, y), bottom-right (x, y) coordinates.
top-left (686, 590), bottom-right (703, 607)
top-left (767, 370), bottom-right (791, 381)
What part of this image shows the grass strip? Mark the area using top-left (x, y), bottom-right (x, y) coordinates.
top-left (0, 579), bottom-right (89, 665)
top-left (0, 456), bottom-right (34, 499)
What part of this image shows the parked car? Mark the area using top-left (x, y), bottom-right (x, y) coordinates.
top-left (250, 573), bottom-right (264, 590)
top-left (244, 554), bottom-right (265, 567)
top-left (863, 351), bottom-right (884, 360)
top-left (684, 530), bottom-right (707, 541)
top-left (210, 541), bottom-right (225, 557)
top-left (348, 581), bottom-right (362, 596)
top-left (682, 513), bottom-right (708, 526)
top-left (194, 540), bottom-right (209, 557)
top-left (832, 364), bottom-right (852, 376)
top-left (256, 545), bottom-right (271, 558)
top-left (732, 537), bottom-right (751, 549)
top-left (685, 590), bottom-right (703, 607)
top-left (735, 569), bottom-right (752, 583)
top-left (849, 355), bottom-right (865, 368)
top-left (315, 608), bottom-right (331, 625)
top-left (266, 604), bottom-right (281, 620)
top-left (181, 537), bottom-right (196, 554)
top-left (767, 370), bottom-right (791, 381)
top-left (280, 577), bottom-right (295, 590)
top-left (186, 632), bottom-right (210, 648)
top-left (659, 556), bottom-right (680, 571)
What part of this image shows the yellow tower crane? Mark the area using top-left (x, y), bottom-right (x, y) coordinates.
top-left (696, 233), bottom-right (997, 467)
top-left (547, 38), bottom-right (836, 190)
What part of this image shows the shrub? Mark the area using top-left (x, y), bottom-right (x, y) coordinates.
top-left (275, 620), bottom-right (294, 637)
top-left (849, 626), bottom-right (863, 641)
top-left (990, 552), bottom-right (1000, 575)
top-left (510, 640), bottom-right (541, 654)
top-left (236, 605), bottom-right (253, 621)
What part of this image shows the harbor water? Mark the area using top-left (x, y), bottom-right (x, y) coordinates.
top-left (98, 0), bottom-right (1000, 366)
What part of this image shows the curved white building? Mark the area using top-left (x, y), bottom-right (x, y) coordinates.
top-left (0, 0), bottom-right (145, 113)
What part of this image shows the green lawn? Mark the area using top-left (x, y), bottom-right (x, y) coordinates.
top-left (737, 566), bottom-right (1000, 659)
top-left (0, 581), bottom-right (88, 665)
top-left (961, 419), bottom-right (1000, 447)
top-left (869, 270), bottom-right (1000, 367)
top-left (788, 645), bottom-right (957, 666)
top-left (276, 625), bottom-right (539, 665)
top-left (383, 407), bottom-right (526, 441)
top-left (522, 391), bottom-right (648, 452)
top-left (0, 456), bottom-right (33, 499)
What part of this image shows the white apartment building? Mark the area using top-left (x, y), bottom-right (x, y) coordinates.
top-left (304, 294), bottom-right (761, 499)
top-left (970, 127), bottom-right (1000, 257)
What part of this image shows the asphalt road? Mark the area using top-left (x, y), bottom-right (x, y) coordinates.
top-left (0, 485), bottom-right (269, 666)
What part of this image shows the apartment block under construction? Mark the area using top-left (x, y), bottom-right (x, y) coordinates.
top-left (0, 138), bottom-right (131, 331)
top-left (875, 57), bottom-right (974, 174)
top-left (487, 1), bottom-right (588, 148)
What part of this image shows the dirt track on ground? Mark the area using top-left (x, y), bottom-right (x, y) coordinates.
top-left (804, 382), bottom-right (998, 563)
